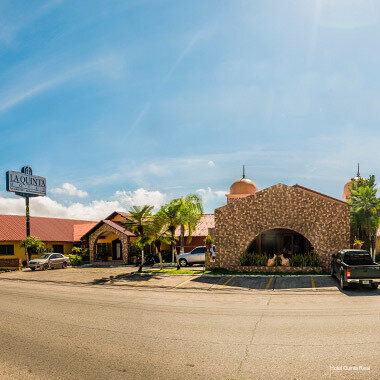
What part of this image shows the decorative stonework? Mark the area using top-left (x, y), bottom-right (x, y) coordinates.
top-left (89, 223), bottom-right (129, 263)
top-left (208, 184), bottom-right (350, 271)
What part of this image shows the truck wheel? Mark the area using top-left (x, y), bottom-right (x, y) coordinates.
top-left (340, 274), bottom-right (349, 290)
top-left (371, 283), bottom-right (378, 289)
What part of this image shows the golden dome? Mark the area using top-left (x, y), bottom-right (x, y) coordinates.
top-left (342, 180), bottom-right (353, 200)
top-left (230, 177), bottom-right (258, 195)
top-left (342, 164), bottom-right (361, 200)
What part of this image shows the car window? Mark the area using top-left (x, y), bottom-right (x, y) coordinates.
top-left (51, 254), bottom-right (59, 259)
top-left (191, 248), bottom-right (201, 254)
top-left (343, 252), bottom-right (373, 265)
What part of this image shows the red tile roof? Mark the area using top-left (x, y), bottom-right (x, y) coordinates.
top-left (80, 219), bottom-right (136, 240)
top-left (73, 223), bottom-right (98, 241)
top-left (103, 220), bottom-right (135, 236)
top-left (0, 215), bottom-right (96, 242)
top-left (175, 214), bottom-right (215, 237)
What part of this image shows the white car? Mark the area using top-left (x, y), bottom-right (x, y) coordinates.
top-left (28, 253), bottom-right (70, 271)
top-left (178, 246), bottom-right (215, 267)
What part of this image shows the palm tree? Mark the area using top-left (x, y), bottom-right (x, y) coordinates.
top-left (349, 185), bottom-right (380, 259)
top-left (159, 200), bottom-right (182, 269)
top-left (146, 212), bottom-right (171, 270)
top-left (20, 236), bottom-right (45, 261)
top-left (124, 205), bottom-right (154, 272)
top-left (177, 194), bottom-right (204, 255)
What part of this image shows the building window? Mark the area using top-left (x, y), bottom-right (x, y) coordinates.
top-left (0, 245), bottom-right (14, 255)
top-left (52, 244), bottom-right (64, 253)
top-left (96, 243), bottom-right (111, 260)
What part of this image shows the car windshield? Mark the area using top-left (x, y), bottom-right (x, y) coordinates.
top-left (37, 254), bottom-right (50, 259)
top-left (343, 252), bottom-right (373, 265)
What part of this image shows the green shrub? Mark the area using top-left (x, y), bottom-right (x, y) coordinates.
top-left (289, 253), bottom-right (321, 267)
top-left (290, 254), bottom-right (305, 267)
top-left (81, 248), bottom-right (89, 262)
top-left (305, 253), bottom-right (321, 267)
top-left (375, 253), bottom-right (380, 264)
top-left (68, 254), bottom-right (83, 266)
top-left (240, 252), bottom-right (268, 266)
top-left (204, 235), bottom-right (214, 245)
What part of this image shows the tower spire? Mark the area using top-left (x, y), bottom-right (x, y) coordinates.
top-left (357, 163), bottom-right (360, 178)
top-left (242, 165), bottom-right (245, 179)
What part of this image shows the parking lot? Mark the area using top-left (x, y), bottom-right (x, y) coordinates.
top-left (1, 266), bottom-right (379, 295)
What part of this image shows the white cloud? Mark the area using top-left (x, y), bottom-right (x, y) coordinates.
top-left (196, 187), bottom-right (226, 205)
top-left (0, 188), bottom-right (167, 221)
top-left (0, 195), bottom-right (120, 221)
top-left (51, 183), bottom-right (88, 198)
top-left (114, 188), bottom-right (166, 210)
top-left (208, 160), bottom-right (215, 167)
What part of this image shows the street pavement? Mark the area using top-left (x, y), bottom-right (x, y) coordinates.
top-left (0, 269), bottom-right (379, 379)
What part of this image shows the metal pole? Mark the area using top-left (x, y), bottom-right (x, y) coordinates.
top-left (25, 196), bottom-right (31, 262)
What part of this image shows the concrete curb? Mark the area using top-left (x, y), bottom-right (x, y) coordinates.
top-left (137, 272), bottom-right (331, 278)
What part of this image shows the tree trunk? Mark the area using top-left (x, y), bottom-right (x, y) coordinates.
top-left (155, 241), bottom-right (163, 270)
top-left (158, 250), bottom-right (163, 270)
top-left (180, 224), bottom-right (185, 255)
top-left (172, 240), bottom-right (180, 270)
top-left (137, 246), bottom-right (144, 273)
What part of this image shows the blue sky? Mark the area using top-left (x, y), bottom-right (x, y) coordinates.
top-left (1, 0), bottom-right (380, 219)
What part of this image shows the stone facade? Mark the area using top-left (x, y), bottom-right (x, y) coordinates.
top-left (89, 223), bottom-right (129, 263)
top-left (208, 184), bottom-right (350, 271)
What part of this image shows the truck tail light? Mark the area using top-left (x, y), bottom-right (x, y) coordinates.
top-left (346, 269), bottom-right (351, 278)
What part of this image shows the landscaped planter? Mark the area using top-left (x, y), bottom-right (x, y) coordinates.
top-left (239, 266), bottom-right (323, 273)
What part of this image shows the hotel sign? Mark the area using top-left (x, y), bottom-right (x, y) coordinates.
top-left (6, 166), bottom-right (46, 197)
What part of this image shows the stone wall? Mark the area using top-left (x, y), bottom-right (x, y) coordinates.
top-left (0, 258), bottom-right (21, 269)
top-left (89, 223), bottom-right (129, 263)
top-left (209, 184), bottom-right (350, 271)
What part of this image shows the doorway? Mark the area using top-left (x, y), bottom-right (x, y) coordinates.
top-left (112, 239), bottom-right (122, 260)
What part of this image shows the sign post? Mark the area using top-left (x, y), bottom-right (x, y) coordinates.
top-left (6, 166), bottom-right (46, 262)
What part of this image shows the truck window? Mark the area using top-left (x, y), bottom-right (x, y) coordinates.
top-left (343, 252), bottom-right (373, 265)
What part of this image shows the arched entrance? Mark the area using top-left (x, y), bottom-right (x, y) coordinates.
top-left (88, 223), bottom-right (130, 263)
top-left (241, 228), bottom-right (321, 267)
top-left (247, 228), bottom-right (313, 257)
top-left (94, 231), bottom-right (123, 261)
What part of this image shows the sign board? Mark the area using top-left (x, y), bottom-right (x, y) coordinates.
top-left (6, 166), bottom-right (46, 197)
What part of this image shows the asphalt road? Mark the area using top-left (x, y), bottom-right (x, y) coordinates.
top-left (0, 277), bottom-right (379, 379)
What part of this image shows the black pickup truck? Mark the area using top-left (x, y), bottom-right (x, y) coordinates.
top-left (331, 250), bottom-right (380, 290)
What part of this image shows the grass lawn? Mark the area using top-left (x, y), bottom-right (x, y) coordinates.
top-left (141, 268), bottom-right (329, 276)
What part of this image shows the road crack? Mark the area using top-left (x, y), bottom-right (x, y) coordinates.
top-left (236, 314), bottom-right (263, 374)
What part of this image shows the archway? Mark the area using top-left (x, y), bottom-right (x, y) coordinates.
top-left (241, 228), bottom-right (320, 267)
top-left (88, 223), bottom-right (130, 263)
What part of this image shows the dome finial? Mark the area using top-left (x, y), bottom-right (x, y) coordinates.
top-left (357, 163), bottom-right (360, 178)
top-left (242, 165), bottom-right (245, 179)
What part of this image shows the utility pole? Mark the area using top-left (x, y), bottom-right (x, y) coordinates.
top-left (6, 166), bottom-right (46, 265)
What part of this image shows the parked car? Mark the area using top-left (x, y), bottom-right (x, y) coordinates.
top-left (331, 249), bottom-right (380, 290)
top-left (28, 253), bottom-right (70, 271)
top-left (178, 246), bottom-right (215, 267)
